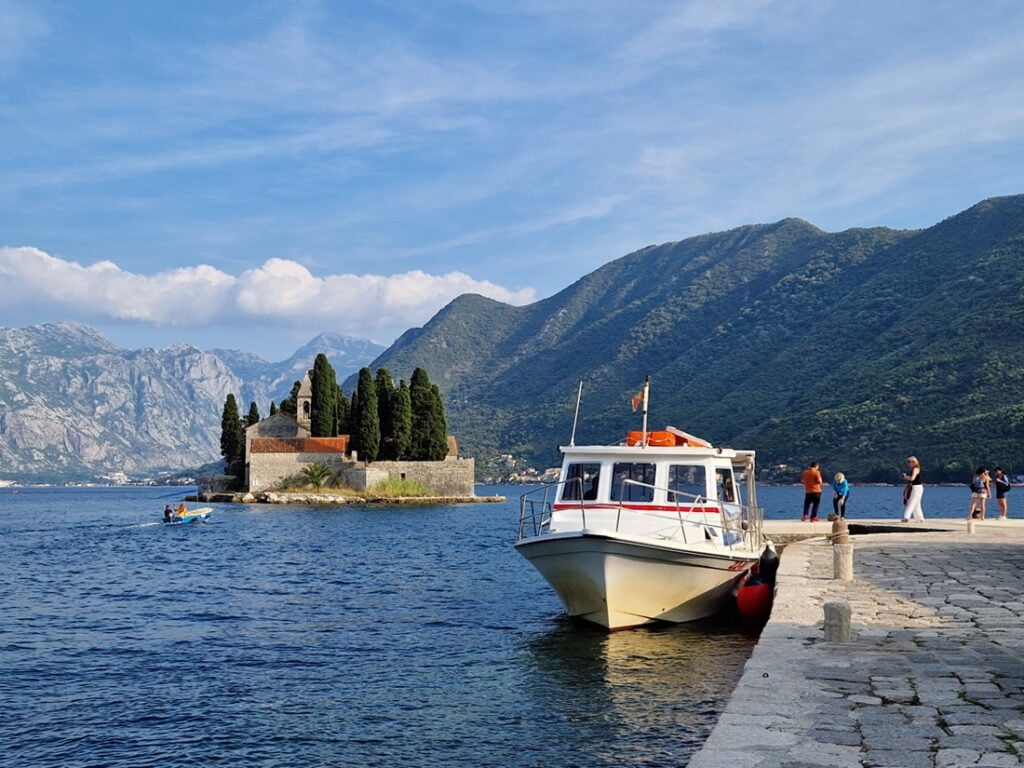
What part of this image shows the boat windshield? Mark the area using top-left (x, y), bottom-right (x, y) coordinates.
top-left (562, 462), bottom-right (601, 501)
top-left (667, 464), bottom-right (707, 502)
top-left (611, 462), bottom-right (656, 502)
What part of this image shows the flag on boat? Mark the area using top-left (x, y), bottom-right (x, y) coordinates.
top-left (630, 388), bottom-right (644, 412)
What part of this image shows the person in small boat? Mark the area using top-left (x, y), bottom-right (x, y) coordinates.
top-left (800, 461), bottom-right (823, 522)
top-left (831, 472), bottom-right (850, 519)
top-left (163, 504), bottom-right (174, 523)
top-left (177, 502), bottom-right (187, 518)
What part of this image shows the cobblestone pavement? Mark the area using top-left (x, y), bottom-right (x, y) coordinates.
top-left (687, 528), bottom-right (1024, 768)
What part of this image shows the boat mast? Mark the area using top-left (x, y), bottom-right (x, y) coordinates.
top-left (641, 375), bottom-right (650, 448)
top-left (569, 381), bottom-right (583, 446)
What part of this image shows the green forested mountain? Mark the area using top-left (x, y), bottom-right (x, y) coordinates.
top-left (352, 195), bottom-right (1024, 480)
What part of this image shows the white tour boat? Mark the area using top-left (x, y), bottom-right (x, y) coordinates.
top-left (516, 415), bottom-right (767, 630)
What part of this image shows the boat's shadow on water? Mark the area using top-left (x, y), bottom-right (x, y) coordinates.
top-left (518, 613), bottom-right (759, 766)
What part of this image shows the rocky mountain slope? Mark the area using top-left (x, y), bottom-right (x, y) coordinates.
top-left (355, 195), bottom-right (1024, 480)
top-left (0, 325), bottom-right (382, 482)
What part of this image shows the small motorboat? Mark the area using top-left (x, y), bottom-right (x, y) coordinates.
top-left (164, 506), bottom-right (212, 525)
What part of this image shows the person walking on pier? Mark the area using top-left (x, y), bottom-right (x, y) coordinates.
top-left (801, 461), bottom-right (823, 522)
top-left (901, 456), bottom-right (925, 522)
top-left (994, 467), bottom-right (1012, 519)
top-left (831, 472), bottom-right (850, 519)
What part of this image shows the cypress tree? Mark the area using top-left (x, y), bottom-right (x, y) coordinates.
top-left (390, 380), bottom-right (412, 460)
top-left (333, 383), bottom-right (349, 437)
top-left (310, 354), bottom-right (338, 437)
top-left (246, 401), bottom-right (260, 427)
top-left (409, 367), bottom-right (433, 460)
top-left (375, 368), bottom-right (396, 459)
top-left (353, 367), bottom-right (380, 461)
top-left (429, 383), bottom-right (449, 460)
top-left (220, 393), bottom-right (243, 477)
top-left (269, 401), bottom-right (277, 416)
top-left (347, 386), bottom-right (360, 435)
top-left (280, 380), bottom-right (301, 417)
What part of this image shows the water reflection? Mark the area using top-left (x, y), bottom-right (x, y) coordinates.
top-left (524, 616), bottom-right (756, 767)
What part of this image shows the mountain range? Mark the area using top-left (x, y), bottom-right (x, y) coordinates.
top-left (4, 194), bottom-right (1022, 483)
top-left (0, 326), bottom-right (382, 482)
top-left (354, 194), bottom-right (1024, 481)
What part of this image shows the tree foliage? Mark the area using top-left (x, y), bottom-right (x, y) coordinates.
top-left (280, 380), bottom-right (301, 417)
top-left (390, 380), bottom-right (413, 460)
top-left (246, 401), bottom-right (260, 427)
top-left (333, 383), bottom-right (349, 437)
top-left (219, 393), bottom-right (244, 479)
top-left (409, 368), bottom-right (448, 460)
top-left (310, 353), bottom-right (338, 437)
top-left (375, 368), bottom-right (396, 459)
top-left (301, 462), bottom-right (333, 489)
top-left (269, 401), bottom-right (277, 416)
top-left (352, 367), bottom-right (380, 461)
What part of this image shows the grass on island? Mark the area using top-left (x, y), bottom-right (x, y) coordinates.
top-left (367, 478), bottom-right (433, 498)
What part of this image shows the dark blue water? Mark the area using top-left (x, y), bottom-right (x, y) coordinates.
top-left (0, 486), bottom-right (760, 768)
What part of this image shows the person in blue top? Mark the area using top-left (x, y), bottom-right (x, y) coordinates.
top-left (831, 472), bottom-right (850, 519)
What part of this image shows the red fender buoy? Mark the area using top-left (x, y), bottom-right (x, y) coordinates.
top-left (736, 581), bottom-right (773, 621)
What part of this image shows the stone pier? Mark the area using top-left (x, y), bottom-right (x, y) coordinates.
top-left (688, 519), bottom-right (1024, 768)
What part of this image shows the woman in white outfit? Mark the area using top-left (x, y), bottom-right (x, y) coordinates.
top-left (901, 455), bottom-right (925, 522)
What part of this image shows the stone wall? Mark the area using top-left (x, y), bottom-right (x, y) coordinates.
top-left (352, 457), bottom-right (475, 496)
top-left (248, 452), bottom-right (476, 497)
top-left (248, 451), bottom-right (350, 493)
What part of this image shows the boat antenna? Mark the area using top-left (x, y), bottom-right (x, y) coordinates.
top-left (641, 374), bottom-right (650, 448)
top-left (569, 380), bottom-right (583, 446)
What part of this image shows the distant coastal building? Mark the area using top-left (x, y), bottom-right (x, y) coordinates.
top-left (245, 373), bottom-right (475, 496)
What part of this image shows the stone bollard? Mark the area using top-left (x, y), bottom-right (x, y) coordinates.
top-left (831, 518), bottom-right (850, 545)
top-left (833, 542), bottom-right (854, 581)
top-left (824, 601), bottom-right (852, 643)
top-left (967, 519), bottom-right (976, 534)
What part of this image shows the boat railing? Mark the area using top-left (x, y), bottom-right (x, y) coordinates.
top-left (615, 479), bottom-right (764, 551)
top-left (518, 479), bottom-right (585, 540)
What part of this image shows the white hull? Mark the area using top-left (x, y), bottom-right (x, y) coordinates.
top-left (516, 532), bottom-right (756, 630)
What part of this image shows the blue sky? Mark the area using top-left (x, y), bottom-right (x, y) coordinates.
top-left (1, 0), bottom-right (1022, 360)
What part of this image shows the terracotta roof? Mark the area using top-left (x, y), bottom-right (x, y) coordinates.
top-left (250, 436), bottom-right (350, 454)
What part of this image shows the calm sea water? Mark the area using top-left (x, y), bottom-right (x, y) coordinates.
top-left (1, 485), bottom-right (767, 768)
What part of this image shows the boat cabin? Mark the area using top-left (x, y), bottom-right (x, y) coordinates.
top-left (555, 444), bottom-right (755, 512)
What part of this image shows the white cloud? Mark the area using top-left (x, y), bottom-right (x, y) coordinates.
top-left (0, 247), bottom-right (535, 341)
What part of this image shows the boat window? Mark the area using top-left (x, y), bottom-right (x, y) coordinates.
top-left (667, 465), bottom-right (707, 503)
top-left (610, 463), bottom-right (655, 502)
top-left (716, 467), bottom-right (737, 503)
top-left (562, 463), bottom-right (601, 501)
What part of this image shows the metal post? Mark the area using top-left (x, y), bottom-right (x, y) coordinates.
top-left (640, 375), bottom-right (650, 447)
top-left (569, 381), bottom-right (583, 447)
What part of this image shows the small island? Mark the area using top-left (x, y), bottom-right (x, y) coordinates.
top-left (194, 357), bottom-right (502, 505)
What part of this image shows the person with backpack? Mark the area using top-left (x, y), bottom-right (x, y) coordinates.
top-left (993, 466), bottom-right (1012, 520)
top-left (968, 466), bottom-right (990, 520)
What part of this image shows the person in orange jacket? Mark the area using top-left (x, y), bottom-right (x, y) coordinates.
top-left (801, 461), bottom-right (823, 522)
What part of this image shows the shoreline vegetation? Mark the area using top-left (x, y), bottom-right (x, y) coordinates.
top-left (188, 490), bottom-right (505, 505)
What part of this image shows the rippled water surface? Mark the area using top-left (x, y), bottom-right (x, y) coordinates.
top-left (1, 486), bottom-right (760, 768)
